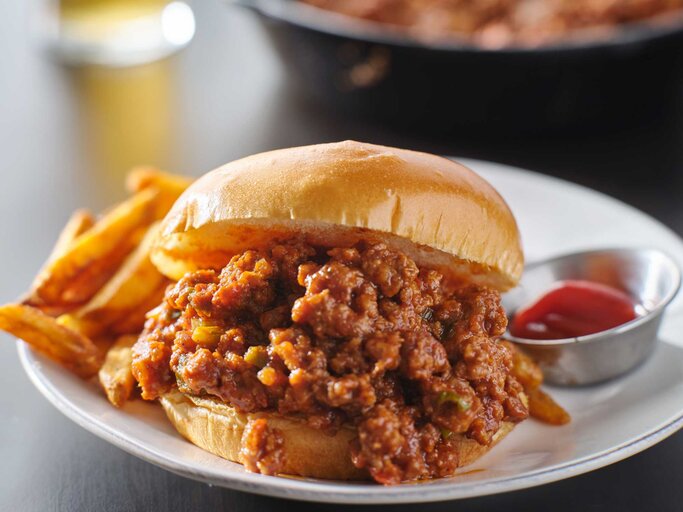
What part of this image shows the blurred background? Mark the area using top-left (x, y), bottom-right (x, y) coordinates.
top-left (2, 0), bottom-right (683, 510)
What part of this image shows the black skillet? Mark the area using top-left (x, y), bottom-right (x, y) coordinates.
top-left (226, 0), bottom-right (683, 136)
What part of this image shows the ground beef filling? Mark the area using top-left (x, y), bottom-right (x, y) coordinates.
top-left (240, 418), bottom-right (285, 476)
top-left (132, 241), bottom-right (528, 484)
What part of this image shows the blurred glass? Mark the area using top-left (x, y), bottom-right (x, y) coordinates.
top-left (38, 0), bottom-right (195, 66)
top-left (72, 60), bottom-right (178, 203)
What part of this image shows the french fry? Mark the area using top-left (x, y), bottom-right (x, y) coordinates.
top-left (22, 209), bottom-right (95, 311)
top-left (92, 333), bottom-right (119, 356)
top-left (60, 225), bottom-right (147, 305)
top-left (31, 188), bottom-right (161, 307)
top-left (0, 304), bottom-right (101, 378)
top-left (126, 166), bottom-right (193, 195)
top-left (504, 340), bottom-right (544, 390)
top-left (98, 334), bottom-right (137, 407)
top-left (125, 167), bottom-right (192, 217)
top-left (7, 173), bottom-right (183, 381)
top-left (56, 313), bottom-right (103, 339)
top-left (38, 209), bottom-right (95, 270)
top-left (503, 340), bottom-right (570, 424)
top-left (75, 223), bottom-right (165, 326)
top-left (110, 281), bottom-right (168, 336)
top-left (526, 387), bottom-right (571, 426)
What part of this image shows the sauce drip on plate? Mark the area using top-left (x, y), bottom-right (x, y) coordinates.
top-left (510, 280), bottom-right (638, 340)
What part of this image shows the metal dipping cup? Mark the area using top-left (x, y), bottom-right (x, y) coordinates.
top-left (503, 248), bottom-right (681, 386)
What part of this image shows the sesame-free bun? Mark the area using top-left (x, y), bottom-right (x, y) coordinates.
top-left (151, 141), bottom-right (523, 291)
top-left (159, 389), bottom-right (517, 481)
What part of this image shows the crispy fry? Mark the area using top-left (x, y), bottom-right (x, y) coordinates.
top-left (56, 313), bottom-right (102, 339)
top-left (91, 333), bottom-right (118, 355)
top-left (110, 281), bottom-right (168, 336)
top-left (505, 340), bottom-right (544, 390)
top-left (8, 173), bottom-right (182, 380)
top-left (126, 166), bottom-right (193, 195)
top-left (0, 304), bottom-right (100, 378)
top-left (503, 340), bottom-right (570, 424)
top-left (75, 223), bottom-right (165, 326)
top-left (526, 387), bottom-right (571, 426)
top-left (31, 188), bottom-right (160, 307)
top-left (98, 334), bottom-right (137, 407)
top-left (40, 209), bottom-right (95, 269)
top-left (22, 209), bottom-right (95, 310)
top-left (60, 225), bottom-right (147, 305)
top-left (125, 166), bottom-right (192, 217)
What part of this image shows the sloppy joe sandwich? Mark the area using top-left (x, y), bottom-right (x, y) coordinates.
top-left (130, 140), bottom-right (534, 484)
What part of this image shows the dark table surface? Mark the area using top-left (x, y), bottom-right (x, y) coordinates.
top-left (2, 1), bottom-right (683, 511)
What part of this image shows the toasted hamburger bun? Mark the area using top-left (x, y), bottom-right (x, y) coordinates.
top-left (151, 140), bottom-right (523, 292)
top-left (150, 141), bottom-right (525, 481)
top-left (160, 389), bottom-right (518, 481)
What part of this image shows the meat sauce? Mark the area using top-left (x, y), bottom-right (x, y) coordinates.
top-left (510, 280), bottom-right (638, 340)
top-left (302, 0), bottom-right (683, 48)
top-left (131, 240), bottom-right (529, 484)
top-left (240, 418), bottom-right (285, 475)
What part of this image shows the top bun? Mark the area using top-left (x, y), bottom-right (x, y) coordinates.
top-left (151, 141), bottom-right (523, 290)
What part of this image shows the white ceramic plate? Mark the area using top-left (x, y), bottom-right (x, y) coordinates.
top-left (18, 159), bottom-right (683, 504)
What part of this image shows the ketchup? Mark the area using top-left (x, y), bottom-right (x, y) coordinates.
top-left (509, 280), bottom-right (638, 340)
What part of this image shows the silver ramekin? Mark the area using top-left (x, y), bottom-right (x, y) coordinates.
top-left (503, 248), bottom-right (681, 386)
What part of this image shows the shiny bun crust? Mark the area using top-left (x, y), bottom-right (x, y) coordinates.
top-left (151, 141), bottom-right (523, 291)
top-left (160, 390), bottom-right (517, 480)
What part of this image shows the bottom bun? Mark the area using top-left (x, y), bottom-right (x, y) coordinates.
top-left (160, 389), bottom-right (516, 481)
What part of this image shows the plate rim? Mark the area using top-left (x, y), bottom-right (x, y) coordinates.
top-left (18, 341), bottom-right (683, 504)
top-left (17, 159), bottom-right (683, 504)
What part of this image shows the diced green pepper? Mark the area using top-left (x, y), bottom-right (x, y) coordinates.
top-left (191, 325), bottom-right (223, 345)
top-left (436, 391), bottom-right (471, 411)
top-left (244, 346), bottom-right (268, 368)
